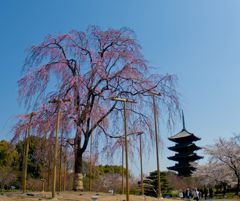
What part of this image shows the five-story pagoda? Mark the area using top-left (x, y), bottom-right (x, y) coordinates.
top-left (167, 112), bottom-right (203, 177)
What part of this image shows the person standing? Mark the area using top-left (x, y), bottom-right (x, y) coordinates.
top-left (209, 187), bottom-right (213, 199)
top-left (185, 188), bottom-right (191, 199)
top-left (203, 187), bottom-right (208, 200)
top-left (192, 188), bottom-right (200, 201)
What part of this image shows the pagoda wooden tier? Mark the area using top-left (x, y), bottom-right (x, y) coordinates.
top-left (168, 163), bottom-right (196, 170)
top-left (168, 129), bottom-right (200, 143)
top-left (168, 163), bottom-right (196, 177)
top-left (168, 153), bottom-right (203, 161)
top-left (167, 111), bottom-right (203, 177)
top-left (168, 142), bottom-right (201, 152)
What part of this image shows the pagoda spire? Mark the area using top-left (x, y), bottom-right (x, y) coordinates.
top-left (182, 110), bottom-right (186, 131)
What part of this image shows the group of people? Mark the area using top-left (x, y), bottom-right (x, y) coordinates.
top-left (179, 187), bottom-right (214, 200)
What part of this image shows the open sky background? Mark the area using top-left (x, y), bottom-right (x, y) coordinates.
top-left (1, 0), bottom-right (240, 177)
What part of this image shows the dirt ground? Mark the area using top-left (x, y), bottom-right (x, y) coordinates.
top-left (0, 191), bottom-right (180, 201)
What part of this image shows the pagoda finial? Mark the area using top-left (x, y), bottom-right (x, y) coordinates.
top-left (182, 110), bottom-right (186, 130)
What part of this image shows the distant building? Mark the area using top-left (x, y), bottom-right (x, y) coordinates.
top-left (167, 111), bottom-right (203, 177)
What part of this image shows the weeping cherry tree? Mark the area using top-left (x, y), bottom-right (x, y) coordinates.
top-left (15, 26), bottom-right (180, 190)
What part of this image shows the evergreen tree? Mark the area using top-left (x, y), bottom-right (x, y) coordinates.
top-left (16, 136), bottom-right (44, 178)
top-left (143, 170), bottom-right (173, 197)
top-left (0, 140), bottom-right (19, 189)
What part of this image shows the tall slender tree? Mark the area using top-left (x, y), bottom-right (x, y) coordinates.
top-left (15, 26), bottom-right (179, 190)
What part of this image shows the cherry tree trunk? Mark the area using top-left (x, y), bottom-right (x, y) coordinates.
top-left (73, 136), bottom-right (84, 191)
top-left (236, 177), bottom-right (240, 195)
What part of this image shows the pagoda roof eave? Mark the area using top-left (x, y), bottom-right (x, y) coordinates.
top-left (168, 165), bottom-right (196, 171)
top-left (168, 129), bottom-right (201, 142)
top-left (168, 144), bottom-right (201, 151)
top-left (168, 154), bottom-right (203, 161)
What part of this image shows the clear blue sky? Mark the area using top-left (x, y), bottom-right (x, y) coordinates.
top-left (1, 0), bottom-right (240, 175)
